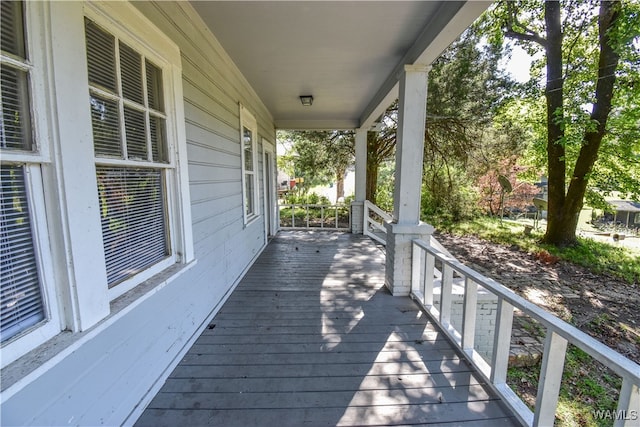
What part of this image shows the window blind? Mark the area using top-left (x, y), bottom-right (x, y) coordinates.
top-left (86, 17), bottom-right (171, 287)
top-left (120, 43), bottom-right (144, 105)
top-left (1, 66), bottom-right (33, 151)
top-left (1, 1), bottom-right (26, 58)
top-left (149, 115), bottom-right (167, 163)
top-left (123, 106), bottom-right (147, 160)
top-left (145, 60), bottom-right (163, 113)
top-left (243, 127), bottom-right (254, 171)
top-left (96, 167), bottom-right (168, 286)
top-left (242, 125), bottom-right (256, 218)
top-left (1, 1), bottom-right (32, 152)
top-left (0, 165), bottom-right (45, 342)
top-left (90, 95), bottom-right (121, 157)
top-left (85, 19), bottom-right (116, 92)
top-left (244, 178), bottom-right (254, 217)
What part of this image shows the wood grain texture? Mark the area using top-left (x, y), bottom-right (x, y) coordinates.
top-left (135, 231), bottom-right (520, 426)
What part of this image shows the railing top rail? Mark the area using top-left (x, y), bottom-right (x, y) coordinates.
top-left (364, 200), bottom-right (392, 222)
top-left (413, 238), bottom-right (640, 383)
top-left (279, 203), bottom-right (350, 208)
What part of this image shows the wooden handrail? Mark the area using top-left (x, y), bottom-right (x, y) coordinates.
top-left (362, 201), bottom-right (457, 260)
top-left (363, 200), bottom-right (390, 245)
top-left (411, 238), bottom-right (640, 427)
top-left (278, 203), bottom-right (351, 230)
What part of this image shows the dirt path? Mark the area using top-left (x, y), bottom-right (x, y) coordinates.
top-left (434, 232), bottom-right (640, 364)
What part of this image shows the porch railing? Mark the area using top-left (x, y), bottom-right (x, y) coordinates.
top-left (363, 200), bottom-right (457, 260)
top-left (363, 200), bottom-right (391, 244)
top-left (279, 203), bottom-right (351, 230)
top-left (411, 239), bottom-right (640, 427)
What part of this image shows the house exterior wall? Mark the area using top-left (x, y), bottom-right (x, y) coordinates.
top-left (1, 2), bottom-right (275, 425)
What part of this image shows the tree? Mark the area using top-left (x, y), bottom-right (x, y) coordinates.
top-left (420, 24), bottom-right (524, 220)
top-left (495, 0), bottom-right (637, 246)
top-left (366, 131), bottom-right (395, 204)
top-left (366, 104), bottom-right (397, 204)
top-left (277, 130), bottom-right (354, 199)
top-left (476, 157), bottom-right (540, 216)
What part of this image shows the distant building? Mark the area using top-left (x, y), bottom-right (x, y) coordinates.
top-left (607, 200), bottom-right (640, 228)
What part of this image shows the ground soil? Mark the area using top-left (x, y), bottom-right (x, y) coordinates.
top-left (434, 231), bottom-right (640, 365)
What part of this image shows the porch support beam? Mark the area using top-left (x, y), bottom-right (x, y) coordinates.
top-left (385, 64), bottom-right (433, 296)
top-left (351, 129), bottom-right (367, 234)
top-left (393, 64), bottom-right (429, 224)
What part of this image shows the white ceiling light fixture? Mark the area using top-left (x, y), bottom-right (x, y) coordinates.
top-left (299, 95), bottom-right (313, 106)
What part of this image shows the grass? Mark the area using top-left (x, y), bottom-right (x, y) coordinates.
top-left (431, 215), bottom-right (640, 284)
top-left (507, 346), bottom-right (623, 427)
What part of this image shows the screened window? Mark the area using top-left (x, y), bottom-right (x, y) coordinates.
top-left (1, 0), bottom-right (33, 152)
top-left (240, 106), bottom-right (258, 223)
top-left (0, 166), bottom-right (45, 342)
top-left (85, 18), bottom-right (171, 288)
top-left (0, 1), bottom-right (46, 343)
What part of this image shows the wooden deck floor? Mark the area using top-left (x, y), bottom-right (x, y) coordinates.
top-left (135, 231), bottom-right (520, 426)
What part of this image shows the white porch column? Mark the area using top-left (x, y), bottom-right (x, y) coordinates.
top-left (385, 64), bottom-right (434, 296)
top-left (351, 128), bottom-right (367, 234)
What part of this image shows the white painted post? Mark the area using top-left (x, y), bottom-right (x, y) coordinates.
top-left (490, 298), bottom-right (514, 384)
top-left (354, 129), bottom-right (367, 202)
top-left (462, 277), bottom-right (478, 353)
top-left (615, 379), bottom-right (640, 427)
top-left (439, 264), bottom-right (454, 327)
top-left (351, 129), bottom-right (367, 234)
top-left (383, 64), bottom-right (433, 295)
top-left (392, 65), bottom-right (429, 225)
top-left (533, 331), bottom-right (568, 427)
top-left (363, 202), bottom-right (370, 237)
top-left (424, 253), bottom-right (435, 309)
top-left (411, 242), bottom-right (422, 297)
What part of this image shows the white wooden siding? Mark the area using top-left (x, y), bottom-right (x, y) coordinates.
top-left (1, 1), bottom-right (275, 425)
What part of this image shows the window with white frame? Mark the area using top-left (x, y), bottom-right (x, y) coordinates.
top-left (0, 1), bottom-right (52, 344)
top-left (85, 17), bottom-right (175, 292)
top-left (240, 105), bottom-right (259, 223)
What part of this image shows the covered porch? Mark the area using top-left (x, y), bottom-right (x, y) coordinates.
top-left (135, 231), bottom-right (519, 426)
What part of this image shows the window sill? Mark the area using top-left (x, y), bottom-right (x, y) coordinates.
top-left (0, 259), bottom-right (197, 398)
top-left (244, 214), bottom-right (261, 228)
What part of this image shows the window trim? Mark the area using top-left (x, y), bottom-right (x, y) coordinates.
top-left (1, 0), bottom-right (195, 368)
top-left (0, 3), bottom-right (51, 165)
top-left (239, 104), bottom-right (259, 225)
top-left (262, 140), bottom-right (277, 239)
top-left (0, 1), bottom-right (61, 368)
top-left (84, 3), bottom-right (194, 301)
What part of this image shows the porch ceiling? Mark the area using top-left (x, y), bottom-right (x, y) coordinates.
top-left (190, 1), bottom-right (490, 130)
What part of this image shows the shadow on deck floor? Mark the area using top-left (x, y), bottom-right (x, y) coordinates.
top-left (135, 231), bottom-right (520, 426)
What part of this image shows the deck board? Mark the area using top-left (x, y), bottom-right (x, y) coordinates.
top-left (135, 231), bottom-right (520, 426)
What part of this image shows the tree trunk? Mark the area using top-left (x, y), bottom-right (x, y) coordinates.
top-left (542, 0), bottom-right (568, 245)
top-left (336, 168), bottom-right (345, 200)
top-left (366, 161), bottom-right (379, 204)
top-left (543, 0), bottom-right (621, 246)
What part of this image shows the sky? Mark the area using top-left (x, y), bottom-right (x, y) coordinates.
top-left (500, 44), bottom-right (536, 83)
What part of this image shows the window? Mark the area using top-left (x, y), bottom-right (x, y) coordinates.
top-left (240, 105), bottom-right (258, 224)
top-left (1, 1), bottom-right (31, 152)
top-left (0, 166), bottom-right (44, 343)
top-left (0, 1), bottom-right (50, 345)
top-left (1, 1), bottom-right (193, 367)
top-left (85, 18), bottom-right (175, 294)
